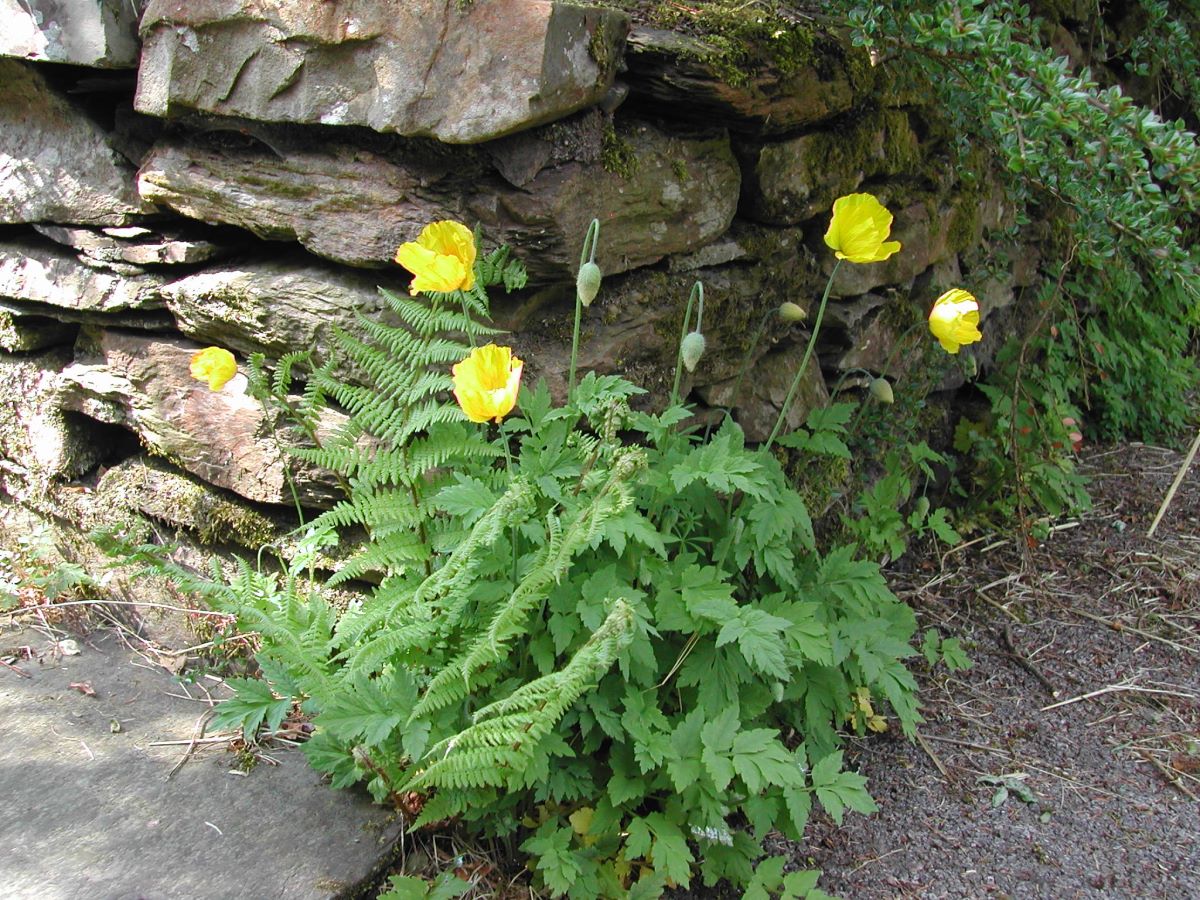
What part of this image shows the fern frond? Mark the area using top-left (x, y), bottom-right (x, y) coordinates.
top-left (328, 532), bottom-right (429, 585)
top-left (272, 351), bottom-right (314, 397)
top-left (413, 455), bottom-right (642, 719)
top-left (338, 478), bottom-right (536, 672)
top-left (408, 601), bottom-right (633, 793)
top-left (403, 429), bottom-right (501, 474)
top-left (382, 399), bottom-right (467, 445)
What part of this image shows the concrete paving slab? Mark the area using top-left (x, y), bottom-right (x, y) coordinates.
top-left (0, 626), bottom-right (400, 900)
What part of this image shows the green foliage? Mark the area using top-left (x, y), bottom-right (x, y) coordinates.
top-left (838, 0), bottom-right (1200, 523)
top-left (951, 292), bottom-right (1092, 529)
top-left (921, 628), bottom-right (972, 672)
top-left (210, 677), bottom-right (292, 742)
top-left (842, 442), bottom-right (960, 561)
top-left (378, 872), bottom-right (470, 900)
top-left (169, 235), bottom-right (923, 897)
top-left (0, 526), bottom-right (96, 610)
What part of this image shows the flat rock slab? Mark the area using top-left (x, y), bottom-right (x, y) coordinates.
top-left (0, 626), bottom-right (399, 899)
top-left (60, 329), bottom-right (345, 507)
top-left (136, 0), bottom-right (628, 144)
top-left (0, 59), bottom-right (148, 226)
top-left (136, 116), bottom-right (739, 280)
top-left (0, 0), bottom-right (141, 68)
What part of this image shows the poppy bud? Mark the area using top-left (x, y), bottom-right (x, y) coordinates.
top-left (779, 301), bottom-right (807, 323)
top-left (869, 377), bottom-right (894, 404)
top-left (913, 496), bottom-right (930, 519)
top-left (962, 351), bottom-right (978, 378)
top-left (681, 331), bottom-right (706, 372)
top-left (576, 261), bottom-right (602, 307)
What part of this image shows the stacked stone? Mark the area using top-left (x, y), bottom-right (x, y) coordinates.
top-left (0, 0), bottom-right (1024, 562)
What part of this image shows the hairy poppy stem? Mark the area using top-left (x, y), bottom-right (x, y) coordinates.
top-left (764, 259), bottom-right (842, 453)
top-left (568, 218), bottom-right (600, 400)
top-left (669, 281), bottom-right (704, 410)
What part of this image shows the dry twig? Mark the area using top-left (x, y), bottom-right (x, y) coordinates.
top-left (1000, 623), bottom-right (1060, 697)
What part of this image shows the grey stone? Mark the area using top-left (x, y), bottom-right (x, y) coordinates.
top-left (33, 223), bottom-right (231, 267)
top-left (0, 296), bottom-right (176, 337)
top-left (0, 59), bottom-right (148, 226)
top-left (0, 626), bottom-right (401, 900)
top-left (136, 116), bottom-right (741, 281)
top-left (625, 26), bottom-right (860, 135)
top-left (833, 291), bottom-right (918, 375)
top-left (135, 0), bottom-right (628, 144)
top-left (0, 347), bottom-right (107, 498)
top-left (501, 223), bottom-right (827, 430)
top-left (0, 307), bottom-right (76, 353)
top-left (697, 342), bottom-right (830, 443)
top-left (667, 238), bottom-right (750, 273)
top-left (825, 197), bottom-right (956, 299)
top-left (159, 255), bottom-right (402, 365)
top-left (740, 110), bottom-right (921, 225)
top-left (0, 0), bottom-right (140, 68)
top-left (59, 329), bottom-right (344, 507)
top-left (0, 238), bottom-right (165, 312)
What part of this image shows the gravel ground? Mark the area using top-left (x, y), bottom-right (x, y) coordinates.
top-left (804, 442), bottom-right (1200, 899)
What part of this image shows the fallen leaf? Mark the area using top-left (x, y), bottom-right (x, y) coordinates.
top-left (69, 681), bottom-right (97, 698)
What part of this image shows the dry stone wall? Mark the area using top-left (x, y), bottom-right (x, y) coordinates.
top-left (0, 0), bottom-right (1029, 565)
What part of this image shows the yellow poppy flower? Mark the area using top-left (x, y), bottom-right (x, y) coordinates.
top-left (452, 344), bottom-right (523, 424)
top-left (189, 346), bottom-right (237, 391)
top-left (394, 220), bottom-right (477, 296)
top-left (823, 193), bottom-right (902, 263)
top-left (929, 288), bottom-right (983, 354)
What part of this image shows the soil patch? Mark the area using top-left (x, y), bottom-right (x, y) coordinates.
top-left (803, 442), bottom-right (1200, 899)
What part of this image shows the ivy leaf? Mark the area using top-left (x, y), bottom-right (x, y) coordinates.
top-left (667, 707), bottom-right (706, 792)
top-left (602, 509), bottom-right (669, 559)
top-left (777, 601), bottom-right (833, 666)
top-left (319, 671), bottom-right (412, 746)
top-left (805, 402), bottom-right (855, 432)
top-left (940, 636), bottom-right (972, 671)
top-left (680, 563), bottom-right (739, 624)
top-left (744, 855), bottom-right (786, 900)
top-left (622, 690), bottom-right (673, 772)
top-left (670, 432), bottom-right (770, 498)
top-left (301, 729), bottom-right (361, 790)
top-left (379, 872), bottom-right (470, 900)
top-left (700, 705), bottom-right (740, 790)
top-left (432, 475), bottom-right (496, 520)
top-left (781, 784), bottom-right (812, 840)
top-left (782, 870), bottom-right (825, 899)
top-left (608, 748), bottom-right (647, 806)
top-left (510, 378), bottom-right (553, 432)
top-left (625, 816), bottom-right (653, 860)
top-left (928, 507), bottom-right (962, 544)
top-left (627, 871), bottom-right (668, 900)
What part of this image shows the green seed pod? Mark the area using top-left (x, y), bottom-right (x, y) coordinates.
top-left (576, 261), bottom-right (602, 307)
top-left (913, 495), bottom-right (931, 519)
top-left (869, 377), bottom-right (894, 404)
top-left (681, 331), bottom-right (706, 372)
top-left (779, 301), bottom-right (807, 323)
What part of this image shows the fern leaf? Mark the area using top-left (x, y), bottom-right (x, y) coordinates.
top-left (409, 601), bottom-right (633, 793)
